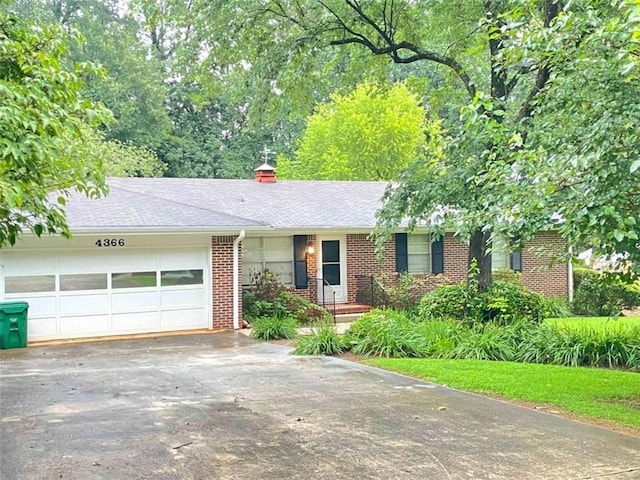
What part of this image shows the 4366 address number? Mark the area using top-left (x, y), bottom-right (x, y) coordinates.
top-left (95, 238), bottom-right (125, 247)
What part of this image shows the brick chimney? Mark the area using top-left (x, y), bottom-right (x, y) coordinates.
top-left (254, 163), bottom-right (276, 183)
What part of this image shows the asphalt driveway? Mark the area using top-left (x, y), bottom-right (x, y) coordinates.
top-left (1, 332), bottom-right (639, 480)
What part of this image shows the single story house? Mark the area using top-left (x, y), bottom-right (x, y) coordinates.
top-left (0, 165), bottom-right (570, 342)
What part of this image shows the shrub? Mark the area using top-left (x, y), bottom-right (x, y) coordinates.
top-left (572, 275), bottom-right (628, 316)
top-left (573, 267), bottom-right (599, 290)
top-left (346, 309), bottom-right (428, 357)
top-left (279, 290), bottom-right (332, 325)
top-left (482, 281), bottom-right (545, 325)
top-left (492, 268), bottom-right (522, 284)
top-left (251, 314), bottom-right (298, 340)
top-left (542, 297), bottom-right (572, 318)
top-left (293, 322), bottom-right (345, 355)
top-left (419, 281), bottom-right (544, 325)
top-left (243, 270), bottom-right (330, 325)
top-left (418, 284), bottom-right (472, 322)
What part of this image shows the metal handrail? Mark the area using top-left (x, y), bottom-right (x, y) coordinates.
top-left (318, 277), bottom-right (337, 324)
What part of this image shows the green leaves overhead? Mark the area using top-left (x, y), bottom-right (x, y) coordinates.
top-left (0, 7), bottom-right (111, 246)
top-left (278, 82), bottom-right (435, 181)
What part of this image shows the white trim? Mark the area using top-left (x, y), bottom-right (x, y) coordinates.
top-left (232, 230), bottom-right (246, 330)
top-left (316, 235), bottom-right (348, 304)
top-left (568, 246), bottom-right (574, 302)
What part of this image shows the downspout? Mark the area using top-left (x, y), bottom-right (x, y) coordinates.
top-left (233, 230), bottom-right (246, 330)
top-left (567, 246), bottom-right (574, 303)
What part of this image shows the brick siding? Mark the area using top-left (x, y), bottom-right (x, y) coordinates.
top-left (521, 231), bottom-right (569, 298)
top-left (211, 236), bottom-right (241, 329)
top-left (213, 231), bottom-right (569, 329)
top-left (345, 234), bottom-right (396, 303)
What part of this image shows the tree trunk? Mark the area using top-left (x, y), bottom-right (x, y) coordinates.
top-left (468, 229), bottom-right (492, 292)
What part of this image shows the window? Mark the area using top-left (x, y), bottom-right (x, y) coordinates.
top-left (396, 233), bottom-right (442, 274)
top-left (112, 271), bottom-right (157, 289)
top-left (161, 270), bottom-right (203, 286)
top-left (4, 275), bottom-right (55, 294)
top-left (491, 236), bottom-right (522, 272)
top-left (60, 274), bottom-right (107, 291)
top-left (407, 234), bottom-right (431, 274)
top-left (242, 236), bottom-right (293, 285)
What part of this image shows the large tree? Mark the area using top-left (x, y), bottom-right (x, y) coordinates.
top-left (190, 0), bottom-right (640, 285)
top-left (0, 6), bottom-right (111, 246)
top-left (278, 81), bottom-right (436, 181)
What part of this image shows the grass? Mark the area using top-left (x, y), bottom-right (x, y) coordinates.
top-left (365, 358), bottom-right (640, 432)
top-left (545, 316), bottom-right (640, 331)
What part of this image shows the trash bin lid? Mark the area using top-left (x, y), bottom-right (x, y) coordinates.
top-left (0, 301), bottom-right (29, 314)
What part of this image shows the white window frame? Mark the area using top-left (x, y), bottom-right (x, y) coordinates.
top-left (407, 233), bottom-right (431, 274)
top-left (242, 236), bottom-right (294, 286)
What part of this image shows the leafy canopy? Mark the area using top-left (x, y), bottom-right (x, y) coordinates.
top-left (278, 82), bottom-right (436, 181)
top-left (0, 5), bottom-right (111, 246)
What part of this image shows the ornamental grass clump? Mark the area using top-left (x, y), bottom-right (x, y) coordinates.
top-left (293, 322), bottom-right (345, 356)
top-left (449, 323), bottom-right (518, 361)
top-left (250, 314), bottom-right (298, 341)
top-left (346, 309), bottom-right (428, 358)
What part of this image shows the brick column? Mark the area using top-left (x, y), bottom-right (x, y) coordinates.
top-left (211, 236), bottom-right (241, 329)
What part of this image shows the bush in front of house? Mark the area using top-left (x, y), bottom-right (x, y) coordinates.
top-left (250, 314), bottom-right (299, 341)
top-left (482, 280), bottom-right (545, 325)
top-left (293, 322), bottom-right (345, 356)
top-left (418, 281), bottom-right (544, 325)
top-left (572, 273), bottom-right (640, 317)
top-left (418, 284), bottom-right (473, 322)
top-left (243, 270), bottom-right (331, 325)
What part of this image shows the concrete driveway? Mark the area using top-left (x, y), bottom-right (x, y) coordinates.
top-left (1, 333), bottom-right (639, 480)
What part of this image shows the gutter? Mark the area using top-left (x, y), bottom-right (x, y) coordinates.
top-left (232, 230), bottom-right (246, 330)
top-left (567, 246), bottom-right (574, 303)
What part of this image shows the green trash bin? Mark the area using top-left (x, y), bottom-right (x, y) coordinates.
top-left (0, 301), bottom-right (29, 349)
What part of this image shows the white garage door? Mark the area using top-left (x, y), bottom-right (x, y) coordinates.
top-left (0, 247), bottom-right (210, 341)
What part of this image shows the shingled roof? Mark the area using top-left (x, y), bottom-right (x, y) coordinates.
top-left (63, 177), bottom-right (390, 232)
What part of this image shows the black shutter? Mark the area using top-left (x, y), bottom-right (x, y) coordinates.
top-left (431, 237), bottom-right (444, 274)
top-left (510, 251), bottom-right (522, 272)
top-left (293, 235), bottom-right (308, 289)
top-left (395, 233), bottom-right (408, 273)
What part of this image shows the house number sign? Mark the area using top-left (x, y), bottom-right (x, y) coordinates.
top-left (95, 238), bottom-right (125, 247)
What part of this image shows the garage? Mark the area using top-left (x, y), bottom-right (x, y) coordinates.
top-left (0, 237), bottom-right (211, 341)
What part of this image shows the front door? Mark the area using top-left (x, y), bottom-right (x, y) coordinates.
top-left (317, 236), bottom-right (347, 304)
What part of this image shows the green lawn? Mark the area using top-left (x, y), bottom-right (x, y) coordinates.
top-left (365, 358), bottom-right (640, 432)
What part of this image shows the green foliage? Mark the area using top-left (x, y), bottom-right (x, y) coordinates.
top-left (572, 274), bottom-right (640, 317)
top-left (492, 269), bottom-right (522, 285)
top-left (517, 322), bottom-right (640, 370)
top-left (418, 284), bottom-right (472, 322)
top-left (278, 82), bottom-right (435, 181)
top-left (250, 314), bottom-right (298, 341)
top-left (293, 322), bottom-right (345, 356)
top-left (573, 267), bottom-right (599, 290)
top-left (418, 281), bottom-right (543, 325)
top-left (482, 281), bottom-right (545, 325)
top-left (449, 323), bottom-right (518, 362)
top-left (0, 8), bottom-right (111, 246)
top-left (346, 309), bottom-right (428, 358)
top-left (542, 297), bottom-right (572, 319)
top-left (243, 270), bottom-right (330, 325)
